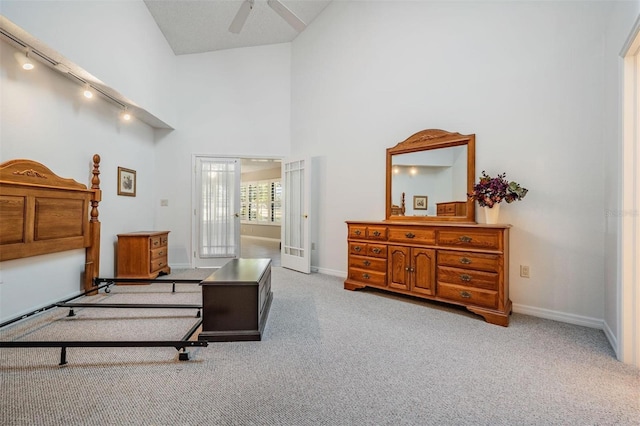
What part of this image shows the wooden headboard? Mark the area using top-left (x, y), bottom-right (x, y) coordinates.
top-left (0, 155), bottom-right (102, 292)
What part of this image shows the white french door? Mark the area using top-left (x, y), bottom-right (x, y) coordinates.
top-left (281, 158), bottom-right (311, 273)
top-left (192, 156), bottom-right (241, 268)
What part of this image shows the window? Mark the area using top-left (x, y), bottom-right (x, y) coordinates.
top-left (240, 179), bottom-right (282, 224)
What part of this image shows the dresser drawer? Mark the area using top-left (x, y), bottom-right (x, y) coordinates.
top-left (437, 282), bottom-right (498, 309)
top-left (388, 227), bottom-right (436, 245)
top-left (366, 226), bottom-right (388, 241)
top-left (348, 268), bottom-right (386, 287)
top-left (349, 242), bottom-right (368, 255)
top-left (349, 255), bottom-right (387, 272)
top-left (367, 243), bottom-right (387, 258)
top-left (438, 250), bottom-right (500, 272)
top-left (437, 230), bottom-right (501, 250)
top-left (437, 266), bottom-right (498, 290)
top-left (349, 225), bottom-right (367, 239)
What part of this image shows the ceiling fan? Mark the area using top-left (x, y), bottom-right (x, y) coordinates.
top-left (229, 0), bottom-right (307, 34)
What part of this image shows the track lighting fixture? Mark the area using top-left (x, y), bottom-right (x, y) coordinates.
top-left (14, 48), bottom-right (34, 70)
top-left (121, 107), bottom-right (132, 121)
top-left (83, 84), bottom-right (93, 99)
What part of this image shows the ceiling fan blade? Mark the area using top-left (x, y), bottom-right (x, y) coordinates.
top-left (267, 0), bottom-right (307, 32)
top-left (229, 0), bottom-right (255, 34)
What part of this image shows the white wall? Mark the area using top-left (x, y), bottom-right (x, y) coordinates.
top-left (292, 1), bottom-right (613, 323)
top-left (0, 40), bottom-right (157, 321)
top-left (0, 0), bottom-right (176, 322)
top-left (1, 0), bottom-right (176, 126)
top-left (154, 44), bottom-right (291, 267)
top-left (603, 1), bottom-right (640, 351)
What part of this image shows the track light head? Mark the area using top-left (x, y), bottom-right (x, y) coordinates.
top-left (83, 85), bottom-right (93, 99)
top-left (14, 49), bottom-right (34, 70)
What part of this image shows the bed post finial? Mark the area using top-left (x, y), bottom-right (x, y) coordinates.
top-left (91, 154), bottom-right (101, 189)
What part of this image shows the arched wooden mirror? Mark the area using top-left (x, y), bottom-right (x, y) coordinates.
top-left (386, 129), bottom-right (476, 223)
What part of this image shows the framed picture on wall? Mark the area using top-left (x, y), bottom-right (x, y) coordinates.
top-left (117, 167), bottom-right (136, 197)
top-left (413, 195), bottom-right (428, 210)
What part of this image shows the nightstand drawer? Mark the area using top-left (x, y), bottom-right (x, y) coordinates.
top-left (150, 256), bottom-right (168, 273)
top-left (151, 246), bottom-right (167, 260)
top-left (149, 235), bottom-right (163, 249)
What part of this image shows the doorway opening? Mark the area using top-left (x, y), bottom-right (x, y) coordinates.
top-left (240, 158), bottom-right (282, 267)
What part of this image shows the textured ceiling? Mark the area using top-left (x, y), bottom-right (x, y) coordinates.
top-left (144, 0), bottom-right (332, 55)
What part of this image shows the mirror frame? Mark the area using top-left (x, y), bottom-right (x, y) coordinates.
top-left (385, 129), bottom-right (476, 223)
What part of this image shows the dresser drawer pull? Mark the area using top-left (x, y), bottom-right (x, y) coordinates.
top-left (354, 230), bottom-right (361, 236)
top-left (372, 230), bottom-right (381, 237)
top-left (372, 248), bottom-right (382, 254)
top-left (460, 291), bottom-right (472, 298)
top-left (158, 250), bottom-right (164, 256)
top-left (460, 274), bottom-right (472, 282)
top-left (158, 262), bottom-right (164, 267)
top-left (363, 260), bottom-right (371, 266)
top-left (405, 232), bottom-right (416, 239)
top-left (354, 246), bottom-right (362, 252)
top-left (460, 257), bottom-right (472, 264)
top-left (458, 236), bottom-right (472, 243)
top-left (153, 240), bottom-right (159, 246)
top-left (363, 273), bottom-right (370, 280)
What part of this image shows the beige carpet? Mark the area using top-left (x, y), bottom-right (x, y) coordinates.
top-left (1, 267), bottom-right (639, 425)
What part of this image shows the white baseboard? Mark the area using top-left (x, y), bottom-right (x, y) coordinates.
top-left (512, 303), bottom-right (604, 329)
top-left (296, 268), bottom-right (609, 332)
top-left (311, 266), bottom-right (347, 278)
top-left (602, 320), bottom-right (619, 359)
top-left (170, 263), bottom-right (192, 269)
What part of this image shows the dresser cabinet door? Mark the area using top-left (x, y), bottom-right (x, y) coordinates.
top-left (388, 246), bottom-right (410, 291)
top-left (411, 248), bottom-right (435, 296)
top-left (388, 246), bottom-right (435, 295)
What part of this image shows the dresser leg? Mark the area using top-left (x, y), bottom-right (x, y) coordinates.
top-left (344, 281), bottom-right (365, 291)
top-left (467, 306), bottom-right (510, 327)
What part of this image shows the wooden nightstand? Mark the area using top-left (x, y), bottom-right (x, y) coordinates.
top-left (116, 231), bottom-right (171, 281)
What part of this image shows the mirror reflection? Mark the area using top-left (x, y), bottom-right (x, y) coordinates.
top-left (391, 145), bottom-right (468, 217)
top-left (385, 129), bottom-right (475, 223)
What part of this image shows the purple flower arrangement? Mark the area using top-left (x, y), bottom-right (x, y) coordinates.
top-left (468, 171), bottom-right (528, 208)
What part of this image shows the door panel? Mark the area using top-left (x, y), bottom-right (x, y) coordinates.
top-left (192, 157), bottom-right (240, 268)
top-left (281, 158), bottom-right (311, 273)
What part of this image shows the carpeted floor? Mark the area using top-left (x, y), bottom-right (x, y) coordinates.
top-left (1, 267), bottom-right (638, 425)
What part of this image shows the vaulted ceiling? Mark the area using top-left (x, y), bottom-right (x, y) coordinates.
top-left (144, 0), bottom-right (332, 55)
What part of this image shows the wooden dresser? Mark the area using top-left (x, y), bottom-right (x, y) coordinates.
top-left (345, 221), bottom-right (511, 326)
top-left (116, 231), bottom-right (171, 280)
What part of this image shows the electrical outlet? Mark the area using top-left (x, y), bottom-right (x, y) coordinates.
top-left (520, 265), bottom-right (530, 278)
top-left (160, 199), bottom-right (169, 207)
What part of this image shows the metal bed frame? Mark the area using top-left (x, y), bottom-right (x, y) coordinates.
top-left (0, 277), bottom-right (209, 365)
